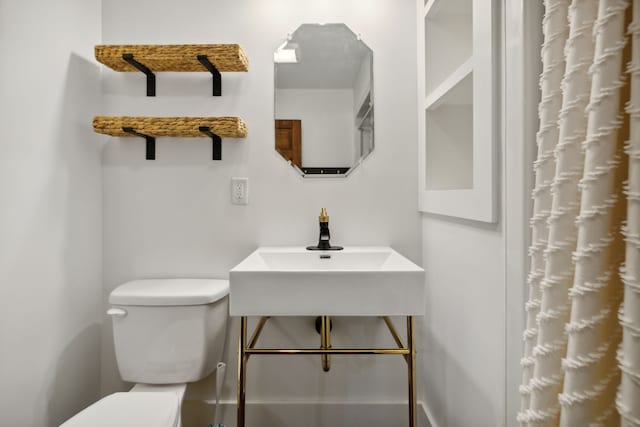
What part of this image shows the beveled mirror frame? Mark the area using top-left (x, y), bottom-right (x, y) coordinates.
top-left (273, 23), bottom-right (374, 178)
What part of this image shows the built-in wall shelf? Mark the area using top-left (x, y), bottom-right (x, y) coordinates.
top-left (425, 58), bottom-right (472, 110)
top-left (95, 44), bottom-right (249, 96)
top-left (93, 116), bottom-right (248, 160)
top-left (417, 0), bottom-right (498, 222)
top-left (424, 0), bottom-right (473, 20)
top-left (424, 0), bottom-right (472, 96)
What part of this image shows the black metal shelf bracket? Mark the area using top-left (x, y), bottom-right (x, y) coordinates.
top-left (197, 55), bottom-right (222, 96)
top-left (122, 127), bottom-right (156, 160)
top-left (199, 126), bottom-right (222, 160)
top-left (122, 53), bottom-right (156, 96)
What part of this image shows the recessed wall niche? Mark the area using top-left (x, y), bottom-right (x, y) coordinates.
top-left (418, 0), bottom-right (498, 223)
top-left (425, 72), bottom-right (473, 190)
top-left (424, 0), bottom-right (472, 96)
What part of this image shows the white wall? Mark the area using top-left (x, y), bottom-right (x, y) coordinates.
top-left (276, 89), bottom-right (354, 167)
top-left (100, 0), bottom-right (420, 422)
top-left (419, 1), bottom-right (506, 425)
top-left (0, 1), bottom-right (103, 425)
top-left (419, 2), bottom-right (542, 426)
top-left (420, 219), bottom-right (505, 426)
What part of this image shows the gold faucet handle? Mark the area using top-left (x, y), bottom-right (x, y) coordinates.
top-left (319, 208), bottom-right (329, 222)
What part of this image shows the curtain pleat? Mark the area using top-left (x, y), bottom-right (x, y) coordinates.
top-left (519, 2), bottom-right (571, 423)
top-left (559, 0), bottom-right (630, 425)
top-left (617, 4), bottom-right (640, 426)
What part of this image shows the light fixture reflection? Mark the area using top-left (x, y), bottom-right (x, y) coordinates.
top-left (274, 42), bottom-right (299, 63)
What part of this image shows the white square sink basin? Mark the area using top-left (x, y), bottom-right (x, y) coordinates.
top-left (229, 247), bottom-right (425, 316)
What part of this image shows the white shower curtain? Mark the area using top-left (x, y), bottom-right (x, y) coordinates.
top-left (618, 3), bottom-right (640, 425)
top-left (519, 0), bottom-right (639, 425)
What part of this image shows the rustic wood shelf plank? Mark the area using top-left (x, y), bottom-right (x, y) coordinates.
top-left (95, 44), bottom-right (249, 72)
top-left (93, 116), bottom-right (248, 138)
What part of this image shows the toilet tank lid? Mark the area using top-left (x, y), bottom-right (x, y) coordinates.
top-left (110, 278), bottom-right (229, 306)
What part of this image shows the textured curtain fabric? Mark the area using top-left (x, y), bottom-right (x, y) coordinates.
top-left (618, 4), bottom-right (640, 426)
top-left (519, 0), bottom-right (637, 425)
top-left (520, 0), bottom-right (571, 417)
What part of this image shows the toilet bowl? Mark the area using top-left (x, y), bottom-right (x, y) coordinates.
top-left (61, 278), bottom-right (229, 427)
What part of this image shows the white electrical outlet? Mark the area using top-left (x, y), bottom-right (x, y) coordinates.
top-left (231, 177), bottom-right (249, 205)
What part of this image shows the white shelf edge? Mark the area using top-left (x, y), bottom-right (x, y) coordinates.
top-left (419, 187), bottom-right (496, 223)
top-left (425, 0), bottom-right (472, 20)
top-left (424, 57), bottom-right (473, 110)
top-left (424, 0), bottom-right (436, 19)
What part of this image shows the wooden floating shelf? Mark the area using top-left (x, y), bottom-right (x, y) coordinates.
top-left (95, 44), bottom-right (248, 72)
top-left (93, 116), bottom-right (247, 160)
top-left (95, 44), bottom-right (249, 96)
top-left (93, 116), bottom-right (247, 138)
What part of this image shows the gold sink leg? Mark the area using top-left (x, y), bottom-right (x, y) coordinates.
top-left (247, 316), bottom-right (270, 360)
top-left (321, 315), bottom-right (331, 371)
top-left (407, 316), bottom-right (416, 427)
top-left (237, 315), bottom-right (416, 427)
top-left (237, 316), bottom-right (247, 427)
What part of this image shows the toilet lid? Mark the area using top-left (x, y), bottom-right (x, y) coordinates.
top-left (110, 278), bottom-right (229, 306)
top-left (60, 392), bottom-right (180, 427)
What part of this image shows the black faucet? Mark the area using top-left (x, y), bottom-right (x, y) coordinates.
top-left (307, 208), bottom-right (343, 251)
top-left (318, 214), bottom-right (331, 250)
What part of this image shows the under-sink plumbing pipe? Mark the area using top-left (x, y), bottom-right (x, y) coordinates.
top-left (209, 362), bottom-right (226, 427)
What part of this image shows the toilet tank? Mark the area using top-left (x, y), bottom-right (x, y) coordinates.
top-left (108, 279), bottom-right (229, 384)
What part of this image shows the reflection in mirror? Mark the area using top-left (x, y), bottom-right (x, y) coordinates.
top-left (274, 24), bottom-right (373, 177)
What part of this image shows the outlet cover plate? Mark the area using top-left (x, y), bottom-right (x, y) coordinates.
top-left (231, 177), bottom-right (249, 205)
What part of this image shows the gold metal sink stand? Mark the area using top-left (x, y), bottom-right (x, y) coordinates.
top-left (236, 315), bottom-right (417, 427)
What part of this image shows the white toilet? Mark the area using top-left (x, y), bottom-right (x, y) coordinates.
top-left (61, 278), bottom-right (229, 427)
